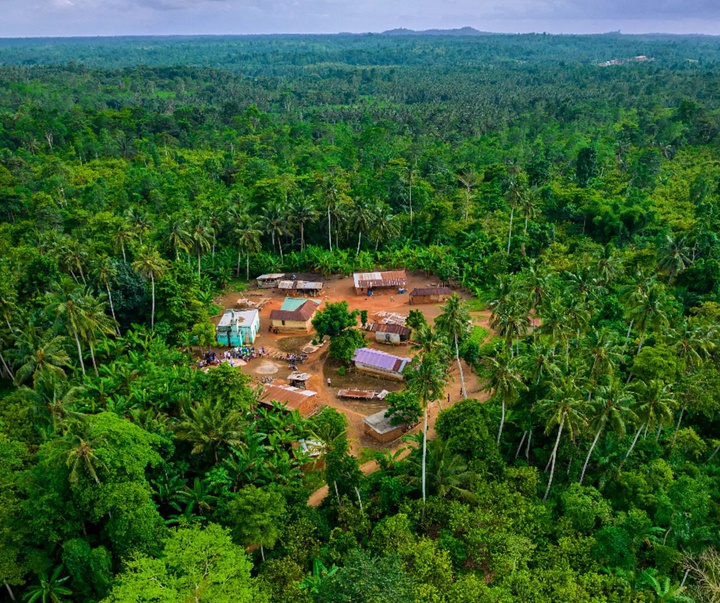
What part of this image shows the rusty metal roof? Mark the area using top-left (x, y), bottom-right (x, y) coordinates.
top-left (410, 287), bottom-right (453, 297)
top-left (270, 300), bottom-right (319, 322)
top-left (375, 323), bottom-right (411, 336)
top-left (261, 384), bottom-right (317, 411)
top-left (353, 270), bottom-right (407, 290)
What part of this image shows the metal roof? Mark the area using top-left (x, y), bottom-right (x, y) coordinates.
top-left (270, 300), bottom-right (319, 322)
top-left (288, 372), bottom-right (312, 381)
top-left (216, 309), bottom-right (259, 329)
top-left (375, 323), bottom-right (411, 336)
top-left (256, 273), bottom-right (286, 281)
top-left (363, 410), bottom-right (402, 434)
top-left (353, 270), bottom-right (407, 289)
top-left (351, 347), bottom-right (410, 373)
top-left (278, 280), bottom-right (324, 290)
top-left (261, 384), bottom-right (317, 411)
top-left (410, 287), bottom-right (453, 297)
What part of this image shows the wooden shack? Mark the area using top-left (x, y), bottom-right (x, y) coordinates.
top-left (260, 384), bottom-right (318, 415)
top-left (353, 270), bottom-right (407, 295)
top-left (256, 273), bottom-right (286, 288)
top-left (409, 287), bottom-right (453, 304)
top-left (278, 279), bottom-right (324, 297)
top-left (374, 323), bottom-right (411, 344)
top-left (363, 410), bottom-right (406, 443)
top-left (269, 298), bottom-right (320, 333)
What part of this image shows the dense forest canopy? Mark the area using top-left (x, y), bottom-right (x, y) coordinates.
top-left (1, 32), bottom-right (720, 603)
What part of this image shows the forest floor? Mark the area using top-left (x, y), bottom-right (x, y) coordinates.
top-left (213, 271), bottom-right (494, 506)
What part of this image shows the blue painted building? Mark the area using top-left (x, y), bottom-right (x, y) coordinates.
top-left (215, 309), bottom-right (260, 347)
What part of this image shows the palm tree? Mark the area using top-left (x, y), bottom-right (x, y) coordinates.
top-left (167, 219), bottom-right (192, 260)
top-left (191, 219), bottom-right (214, 277)
top-left (81, 291), bottom-right (117, 376)
top-left (538, 377), bottom-right (587, 501)
top-left (490, 296), bottom-right (530, 355)
top-left (288, 195), bottom-right (318, 251)
top-left (46, 286), bottom-right (94, 376)
top-left (456, 168), bottom-right (479, 221)
top-left (411, 324), bottom-right (449, 359)
top-left (624, 281), bottom-right (669, 353)
top-left (113, 222), bottom-right (136, 263)
top-left (482, 350), bottom-right (525, 444)
top-left (658, 235), bottom-right (694, 285)
top-left (504, 170), bottom-right (526, 255)
top-left (368, 201), bottom-right (399, 251)
top-left (23, 566), bottom-right (72, 603)
top-left (519, 186), bottom-right (540, 256)
top-left (49, 419), bottom-right (109, 485)
top-left (623, 380), bottom-right (676, 465)
top-left (404, 438), bottom-right (476, 501)
top-left (233, 217), bottom-right (262, 280)
top-left (174, 400), bottom-right (243, 463)
top-left (579, 377), bottom-right (635, 485)
top-left (352, 198), bottom-right (375, 256)
top-left (404, 352), bottom-right (449, 505)
top-left (93, 257), bottom-right (121, 335)
top-left (262, 201), bottom-right (287, 263)
top-left (436, 294), bottom-right (472, 399)
top-left (132, 246), bottom-right (168, 329)
top-left (14, 328), bottom-right (71, 389)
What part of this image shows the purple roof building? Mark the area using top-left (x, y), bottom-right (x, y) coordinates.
top-left (351, 347), bottom-right (411, 380)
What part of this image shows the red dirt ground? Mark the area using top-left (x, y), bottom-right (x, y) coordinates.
top-left (212, 271), bottom-right (494, 506)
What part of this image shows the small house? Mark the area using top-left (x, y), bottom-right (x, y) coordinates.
top-left (269, 298), bottom-right (320, 332)
top-left (351, 347), bottom-right (410, 380)
top-left (215, 309), bottom-right (260, 346)
top-left (288, 371), bottom-right (312, 389)
top-left (353, 270), bottom-right (407, 295)
top-left (374, 323), bottom-right (411, 344)
top-left (256, 273), bottom-right (286, 288)
top-left (409, 287), bottom-right (453, 305)
top-left (278, 279), bottom-right (324, 297)
top-left (260, 383), bottom-right (318, 415)
top-left (363, 410), bottom-right (406, 443)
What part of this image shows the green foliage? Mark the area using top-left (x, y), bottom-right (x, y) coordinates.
top-left (312, 302), bottom-right (358, 340)
top-left (227, 486), bottom-right (286, 554)
top-left (328, 329), bottom-right (366, 365)
top-left (385, 390), bottom-right (422, 427)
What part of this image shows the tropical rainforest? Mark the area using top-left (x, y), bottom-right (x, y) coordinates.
top-left (1, 31), bottom-right (720, 602)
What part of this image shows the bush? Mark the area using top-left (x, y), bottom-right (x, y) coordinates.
top-left (337, 366), bottom-right (346, 376)
top-left (328, 329), bottom-right (366, 365)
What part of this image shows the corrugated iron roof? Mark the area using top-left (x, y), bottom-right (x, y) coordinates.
top-left (261, 384), bottom-right (317, 411)
top-left (216, 309), bottom-right (259, 328)
top-left (363, 410), bottom-right (401, 434)
top-left (270, 300), bottom-right (319, 322)
top-left (256, 273), bottom-right (286, 280)
top-left (353, 270), bottom-right (407, 289)
top-left (410, 287), bottom-right (453, 297)
top-left (375, 323), bottom-right (411, 336)
top-left (278, 280), bottom-right (324, 290)
top-left (351, 347), bottom-right (410, 373)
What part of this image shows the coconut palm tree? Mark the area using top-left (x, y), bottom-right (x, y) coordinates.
top-left (174, 400), bottom-right (243, 463)
top-left (191, 219), bottom-right (214, 277)
top-left (113, 222), bottom-right (136, 263)
top-left (369, 201), bottom-right (399, 251)
top-left (436, 294), bottom-right (472, 399)
top-left (456, 168), bottom-right (479, 221)
top-left (288, 195), bottom-right (318, 251)
top-left (482, 349), bottom-right (525, 445)
top-left (46, 286), bottom-right (95, 376)
top-left (93, 257), bottom-right (121, 335)
top-left (49, 419), bottom-right (109, 485)
top-left (14, 327), bottom-right (71, 389)
top-left (233, 216), bottom-right (262, 280)
top-left (167, 218), bottom-right (192, 261)
top-left (404, 352), bottom-right (449, 505)
top-left (23, 566), bottom-right (72, 603)
top-left (623, 380), bottom-right (676, 465)
top-left (132, 246), bottom-right (168, 329)
top-left (261, 201), bottom-right (287, 263)
top-left (579, 377), bottom-right (635, 485)
top-left (659, 234), bottom-right (694, 285)
top-left (624, 281), bottom-right (669, 353)
top-left (504, 170), bottom-right (526, 255)
top-left (538, 377), bottom-right (587, 501)
top-left (352, 198), bottom-right (375, 256)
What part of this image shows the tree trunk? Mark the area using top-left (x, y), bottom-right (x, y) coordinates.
top-left (507, 206), bottom-right (514, 255)
top-left (260, 544), bottom-right (265, 562)
top-left (150, 274), bottom-right (156, 329)
top-left (121, 241), bottom-right (126, 263)
top-left (497, 400), bottom-right (506, 445)
top-left (579, 424), bottom-right (603, 485)
top-left (708, 442), bottom-right (720, 462)
top-left (543, 412), bottom-right (565, 501)
top-left (526, 427), bottom-right (532, 461)
top-left (89, 341), bottom-right (99, 377)
top-left (622, 424), bottom-right (645, 467)
top-left (197, 252), bottom-right (201, 277)
top-left (455, 333), bottom-right (466, 399)
top-left (671, 405), bottom-right (685, 447)
top-left (106, 284), bottom-right (120, 336)
top-left (515, 430), bottom-right (527, 459)
top-left (422, 404), bottom-right (428, 505)
top-left (73, 330), bottom-right (86, 376)
top-left (246, 254), bottom-right (250, 282)
top-left (327, 207), bottom-right (332, 251)
top-left (0, 351), bottom-right (14, 380)
top-left (5, 583), bottom-right (15, 602)
top-left (623, 319), bottom-right (634, 352)
top-left (236, 249), bottom-right (242, 277)
top-left (356, 230), bottom-right (362, 256)
top-left (300, 222), bottom-right (305, 251)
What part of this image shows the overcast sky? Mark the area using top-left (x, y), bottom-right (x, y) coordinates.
top-left (1, 0), bottom-right (720, 37)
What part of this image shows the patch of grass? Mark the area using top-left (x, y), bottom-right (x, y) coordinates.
top-left (468, 325), bottom-right (489, 344)
top-left (224, 278), bottom-right (248, 293)
top-left (358, 447), bottom-right (378, 464)
top-left (466, 298), bottom-right (489, 312)
top-left (302, 467), bottom-right (326, 492)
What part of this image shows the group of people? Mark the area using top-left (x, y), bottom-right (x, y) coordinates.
top-left (286, 353), bottom-right (307, 365)
top-left (225, 346), bottom-right (266, 362)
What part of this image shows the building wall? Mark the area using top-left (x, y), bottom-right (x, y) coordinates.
top-left (354, 362), bottom-right (404, 381)
top-left (355, 285), bottom-right (396, 296)
top-left (375, 331), bottom-right (402, 344)
top-left (270, 318), bottom-right (312, 332)
top-left (410, 294), bottom-right (449, 305)
top-left (257, 281), bottom-right (279, 288)
top-left (364, 422), bottom-right (405, 443)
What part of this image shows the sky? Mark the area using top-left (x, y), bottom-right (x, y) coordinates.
top-left (1, 0), bottom-right (720, 38)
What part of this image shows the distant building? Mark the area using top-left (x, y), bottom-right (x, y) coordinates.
top-left (363, 410), bottom-right (406, 443)
top-left (256, 273), bottom-right (286, 288)
top-left (409, 287), bottom-right (453, 305)
top-left (353, 270), bottom-right (407, 295)
top-left (269, 298), bottom-right (321, 332)
top-left (278, 279), bottom-right (324, 296)
top-left (373, 323), bottom-right (411, 344)
top-left (215, 309), bottom-right (260, 346)
top-left (351, 347), bottom-right (411, 380)
top-left (260, 383), bottom-right (318, 415)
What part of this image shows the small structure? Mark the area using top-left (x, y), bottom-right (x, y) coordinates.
top-left (288, 371), bottom-right (312, 389)
top-left (363, 410), bottom-right (406, 443)
top-left (260, 383), bottom-right (318, 415)
top-left (338, 389), bottom-right (389, 400)
top-left (215, 309), bottom-right (260, 346)
top-left (351, 347), bottom-right (410, 380)
top-left (353, 270), bottom-right (407, 295)
top-left (278, 279), bottom-right (324, 296)
top-left (256, 273), bottom-right (286, 288)
top-left (374, 323), bottom-right (411, 344)
top-left (269, 298), bottom-right (321, 332)
top-left (409, 287), bottom-right (453, 305)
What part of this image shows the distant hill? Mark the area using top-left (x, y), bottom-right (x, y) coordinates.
top-left (380, 27), bottom-right (491, 36)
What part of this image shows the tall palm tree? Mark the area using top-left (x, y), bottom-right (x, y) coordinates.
top-left (262, 201), bottom-right (286, 263)
top-left (113, 222), bottom-right (136, 263)
top-left (579, 377), bottom-right (635, 485)
top-left (436, 294), bottom-right (471, 399)
top-left (233, 217), bottom-right (262, 280)
top-left (623, 380), bottom-right (676, 465)
top-left (404, 352), bottom-right (449, 505)
top-left (482, 350), bottom-right (525, 444)
top-left (93, 257), bottom-right (121, 335)
top-left (404, 438), bottom-right (476, 501)
top-left (490, 296), bottom-right (530, 355)
top-left (369, 201), bottom-right (399, 251)
top-left (81, 291), bottom-right (117, 376)
top-left (658, 234), bottom-right (694, 285)
top-left (14, 328), bottom-right (71, 389)
top-left (624, 281), bottom-right (669, 353)
top-left (191, 219), bottom-right (214, 277)
top-left (456, 168), bottom-right (479, 221)
top-left (538, 377), bottom-right (586, 501)
top-left (411, 324), bottom-right (449, 359)
top-left (504, 170), bottom-right (526, 255)
top-left (49, 419), bottom-right (109, 485)
top-left (519, 186), bottom-right (540, 256)
top-left (352, 199), bottom-right (375, 256)
top-left (167, 219), bottom-right (192, 261)
top-left (46, 286), bottom-right (94, 376)
top-left (132, 246), bottom-right (168, 329)
top-left (288, 195), bottom-right (318, 251)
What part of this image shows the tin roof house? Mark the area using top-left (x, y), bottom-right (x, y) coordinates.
top-left (351, 347), bottom-right (411, 380)
top-left (215, 309), bottom-right (260, 347)
top-left (373, 323), bottom-right (412, 344)
top-left (353, 270), bottom-right (407, 295)
top-left (269, 298), bottom-right (321, 332)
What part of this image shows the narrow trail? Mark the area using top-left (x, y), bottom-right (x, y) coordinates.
top-left (307, 309), bottom-right (494, 507)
